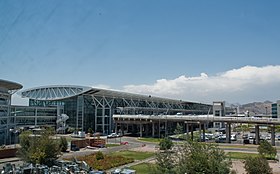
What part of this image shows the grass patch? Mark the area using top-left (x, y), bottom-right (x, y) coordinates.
top-left (228, 152), bottom-right (277, 160)
top-left (129, 163), bottom-right (155, 174)
top-left (106, 143), bottom-right (120, 148)
top-left (111, 150), bottom-right (155, 160)
top-left (227, 152), bottom-right (259, 160)
top-left (218, 145), bottom-right (258, 149)
top-left (137, 137), bottom-right (162, 143)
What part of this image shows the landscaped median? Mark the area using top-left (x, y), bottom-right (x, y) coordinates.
top-left (227, 152), bottom-right (277, 160)
top-left (64, 150), bottom-right (155, 171)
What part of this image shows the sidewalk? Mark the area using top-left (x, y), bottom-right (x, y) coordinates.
top-left (0, 157), bottom-right (21, 164)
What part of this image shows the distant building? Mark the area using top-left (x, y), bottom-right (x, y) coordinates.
top-left (213, 101), bottom-right (225, 128)
top-left (272, 100), bottom-right (280, 118)
top-left (0, 79), bottom-right (22, 145)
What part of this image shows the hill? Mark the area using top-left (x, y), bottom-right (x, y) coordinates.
top-left (230, 101), bottom-right (272, 115)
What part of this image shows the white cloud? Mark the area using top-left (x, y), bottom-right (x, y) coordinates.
top-left (122, 65), bottom-right (280, 104)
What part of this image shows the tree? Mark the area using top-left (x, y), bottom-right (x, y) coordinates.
top-left (159, 137), bottom-right (173, 150)
top-left (18, 128), bottom-right (61, 166)
top-left (237, 124), bottom-right (250, 135)
top-left (154, 140), bottom-right (231, 174)
top-left (244, 156), bottom-right (272, 174)
top-left (258, 140), bottom-right (277, 159)
top-left (88, 128), bottom-right (93, 134)
top-left (60, 137), bottom-right (68, 152)
top-left (153, 151), bottom-right (175, 174)
top-left (174, 123), bottom-right (183, 136)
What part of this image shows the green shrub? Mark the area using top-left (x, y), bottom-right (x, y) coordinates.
top-left (258, 140), bottom-right (276, 159)
top-left (95, 151), bottom-right (104, 160)
top-left (60, 137), bottom-right (68, 152)
top-left (159, 138), bottom-right (173, 150)
top-left (244, 155), bottom-right (272, 174)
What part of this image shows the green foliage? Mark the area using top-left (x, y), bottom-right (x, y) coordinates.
top-left (227, 152), bottom-right (259, 160)
top-left (88, 128), bottom-right (93, 134)
top-left (60, 137), bottom-right (68, 152)
top-left (95, 151), bottom-right (104, 160)
top-left (244, 156), bottom-right (272, 174)
top-left (154, 151), bottom-right (175, 174)
top-left (73, 153), bottom-right (134, 170)
top-left (130, 163), bottom-right (154, 174)
top-left (67, 127), bottom-right (75, 133)
top-left (258, 140), bottom-right (277, 159)
top-left (275, 125), bottom-right (280, 133)
top-left (153, 140), bottom-right (231, 174)
top-left (159, 138), bottom-right (173, 150)
top-left (18, 128), bottom-right (61, 166)
top-left (174, 123), bottom-right (183, 135)
top-left (235, 124), bottom-right (250, 133)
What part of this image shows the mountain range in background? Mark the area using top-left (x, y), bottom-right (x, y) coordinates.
top-left (229, 101), bottom-right (273, 116)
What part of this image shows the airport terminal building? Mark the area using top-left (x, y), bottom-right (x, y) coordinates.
top-left (1, 79), bottom-right (213, 144)
top-left (20, 85), bottom-right (212, 135)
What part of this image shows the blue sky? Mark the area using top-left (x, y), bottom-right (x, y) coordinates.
top-left (1, 0), bottom-right (280, 104)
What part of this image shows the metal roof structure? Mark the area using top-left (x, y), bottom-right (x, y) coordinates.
top-left (20, 85), bottom-right (206, 106)
top-left (84, 88), bottom-right (191, 104)
top-left (21, 85), bottom-right (92, 101)
top-left (0, 79), bottom-right (23, 90)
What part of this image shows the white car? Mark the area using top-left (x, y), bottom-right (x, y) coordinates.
top-left (107, 133), bottom-right (119, 138)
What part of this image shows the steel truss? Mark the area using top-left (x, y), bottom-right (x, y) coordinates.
top-left (80, 93), bottom-right (211, 134)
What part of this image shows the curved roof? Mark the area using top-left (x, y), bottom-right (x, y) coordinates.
top-left (0, 79), bottom-right (23, 90)
top-left (21, 85), bottom-right (92, 100)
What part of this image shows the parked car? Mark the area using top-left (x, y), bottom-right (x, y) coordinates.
top-left (231, 134), bottom-right (237, 141)
top-left (107, 133), bottom-right (120, 138)
top-left (242, 134), bottom-right (248, 139)
top-left (215, 136), bottom-right (226, 143)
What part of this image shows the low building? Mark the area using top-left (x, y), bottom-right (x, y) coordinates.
top-left (272, 100), bottom-right (280, 118)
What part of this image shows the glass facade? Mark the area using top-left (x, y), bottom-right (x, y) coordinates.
top-left (0, 90), bottom-right (11, 145)
top-left (272, 103), bottom-right (277, 118)
top-left (22, 86), bottom-right (212, 135)
top-left (10, 106), bottom-right (57, 127)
